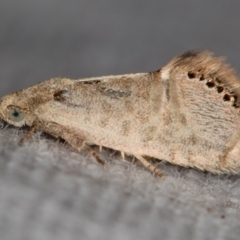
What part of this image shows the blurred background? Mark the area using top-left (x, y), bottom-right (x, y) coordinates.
top-left (1, 0), bottom-right (240, 96)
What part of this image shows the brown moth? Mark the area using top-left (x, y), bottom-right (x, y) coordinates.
top-left (0, 50), bottom-right (240, 176)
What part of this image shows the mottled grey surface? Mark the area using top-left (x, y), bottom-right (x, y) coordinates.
top-left (1, 1), bottom-right (240, 240)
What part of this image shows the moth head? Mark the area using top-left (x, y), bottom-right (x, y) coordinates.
top-left (0, 92), bottom-right (35, 127)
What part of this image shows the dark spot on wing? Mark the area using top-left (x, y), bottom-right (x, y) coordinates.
top-left (187, 72), bottom-right (196, 79)
top-left (53, 90), bottom-right (69, 102)
top-left (172, 50), bottom-right (240, 109)
top-left (206, 82), bottom-right (215, 88)
top-left (223, 94), bottom-right (231, 101)
top-left (233, 102), bottom-right (240, 108)
top-left (82, 80), bottom-right (101, 84)
top-left (165, 80), bottom-right (170, 102)
top-left (53, 89), bottom-right (86, 108)
top-left (217, 86), bottom-right (224, 93)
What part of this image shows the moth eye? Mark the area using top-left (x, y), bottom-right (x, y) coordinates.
top-left (9, 109), bottom-right (24, 122)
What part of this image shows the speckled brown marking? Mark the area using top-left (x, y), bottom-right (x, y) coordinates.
top-left (124, 100), bottom-right (134, 112)
top-left (189, 134), bottom-right (197, 145)
top-left (136, 78), bottom-right (151, 100)
top-left (162, 113), bottom-right (173, 125)
top-left (164, 79), bottom-right (170, 102)
top-left (98, 117), bottom-right (109, 128)
top-left (135, 109), bottom-right (149, 124)
top-left (121, 120), bottom-right (131, 136)
top-left (179, 114), bottom-right (187, 125)
top-left (101, 102), bottom-right (113, 114)
top-left (141, 126), bottom-right (158, 143)
top-left (152, 94), bottom-right (162, 113)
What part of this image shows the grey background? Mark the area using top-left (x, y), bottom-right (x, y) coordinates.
top-left (1, 1), bottom-right (240, 240)
top-left (1, 1), bottom-right (240, 95)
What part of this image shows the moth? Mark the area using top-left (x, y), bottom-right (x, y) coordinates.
top-left (0, 50), bottom-right (240, 176)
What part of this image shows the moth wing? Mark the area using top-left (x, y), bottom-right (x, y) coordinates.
top-left (159, 50), bottom-right (240, 172)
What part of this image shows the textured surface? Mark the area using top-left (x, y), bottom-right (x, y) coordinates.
top-left (1, 127), bottom-right (240, 240)
top-left (1, 1), bottom-right (240, 240)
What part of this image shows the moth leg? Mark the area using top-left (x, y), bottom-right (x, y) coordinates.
top-left (18, 118), bottom-right (41, 146)
top-left (61, 134), bottom-right (104, 165)
top-left (62, 133), bottom-right (85, 152)
top-left (53, 130), bottom-right (104, 165)
top-left (121, 151), bottom-right (125, 160)
top-left (44, 121), bottom-right (86, 152)
top-left (134, 155), bottom-right (164, 178)
top-left (41, 122), bottom-right (104, 166)
top-left (88, 148), bottom-right (105, 165)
